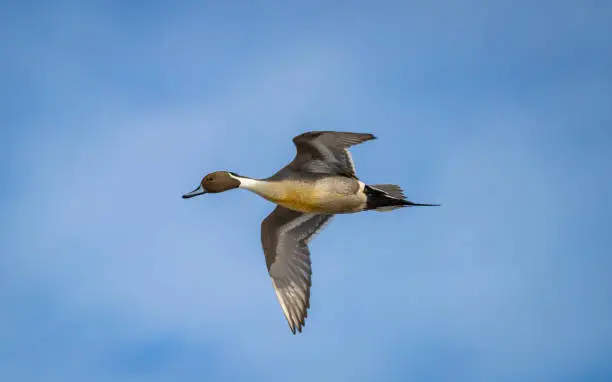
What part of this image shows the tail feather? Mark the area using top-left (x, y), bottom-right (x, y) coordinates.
top-left (369, 184), bottom-right (405, 200)
top-left (403, 200), bottom-right (441, 207)
top-left (365, 184), bottom-right (440, 212)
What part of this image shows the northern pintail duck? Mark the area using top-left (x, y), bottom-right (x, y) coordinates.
top-left (183, 131), bottom-right (439, 334)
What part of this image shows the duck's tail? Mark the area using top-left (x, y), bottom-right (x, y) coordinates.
top-left (365, 184), bottom-right (440, 212)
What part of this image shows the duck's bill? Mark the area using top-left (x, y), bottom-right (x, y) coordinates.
top-left (182, 185), bottom-right (207, 199)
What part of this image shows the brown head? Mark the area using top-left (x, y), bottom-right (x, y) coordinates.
top-left (182, 171), bottom-right (241, 199)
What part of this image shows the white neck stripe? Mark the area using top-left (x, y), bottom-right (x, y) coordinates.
top-left (229, 174), bottom-right (261, 191)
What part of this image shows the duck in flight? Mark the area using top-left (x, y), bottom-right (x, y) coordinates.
top-left (183, 131), bottom-right (439, 334)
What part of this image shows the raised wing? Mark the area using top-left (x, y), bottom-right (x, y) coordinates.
top-left (261, 206), bottom-right (333, 334)
top-left (288, 131), bottom-right (376, 177)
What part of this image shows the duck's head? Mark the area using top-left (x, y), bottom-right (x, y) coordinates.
top-left (182, 171), bottom-right (241, 199)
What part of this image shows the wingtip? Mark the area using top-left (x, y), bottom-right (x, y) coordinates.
top-left (288, 321), bottom-right (297, 334)
top-left (289, 322), bottom-right (304, 335)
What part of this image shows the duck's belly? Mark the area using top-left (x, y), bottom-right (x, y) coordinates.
top-left (263, 179), bottom-right (365, 214)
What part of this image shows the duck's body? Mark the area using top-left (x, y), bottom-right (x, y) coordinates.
top-left (183, 131), bottom-right (439, 334)
top-left (238, 174), bottom-right (366, 214)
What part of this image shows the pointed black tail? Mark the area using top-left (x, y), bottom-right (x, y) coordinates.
top-left (365, 185), bottom-right (440, 212)
top-left (402, 201), bottom-right (441, 207)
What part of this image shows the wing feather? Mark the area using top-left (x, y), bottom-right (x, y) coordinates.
top-left (288, 131), bottom-right (376, 177)
top-left (261, 206), bottom-right (333, 334)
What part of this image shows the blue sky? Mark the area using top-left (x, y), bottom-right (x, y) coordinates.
top-left (2, 1), bottom-right (612, 381)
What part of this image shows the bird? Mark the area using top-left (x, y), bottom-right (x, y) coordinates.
top-left (182, 131), bottom-right (439, 334)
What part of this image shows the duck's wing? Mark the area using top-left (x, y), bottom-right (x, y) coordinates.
top-left (261, 205), bottom-right (333, 334)
top-left (287, 131), bottom-right (376, 177)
